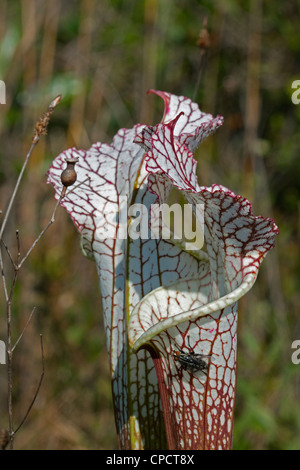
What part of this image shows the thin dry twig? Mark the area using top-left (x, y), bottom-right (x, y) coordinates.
top-left (0, 95), bottom-right (62, 238)
top-left (0, 143), bottom-right (37, 242)
top-left (0, 237), bottom-right (16, 270)
top-left (15, 230), bottom-right (21, 265)
top-left (13, 334), bottom-right (45, 437)
top-left (0, 94), bottom-right (87, 450)
top-left (12, 307), bottom-right (37, 353)
top-left (0, 95), bottom-right (62, 296)
top-left (0, 95), bottom-right (62, 450)
top-left (17, 176), bottom-right (89, 270)
top-left (17, 197), bottom-right (62, 270)
top-left (193, 17), bottom-right (210, 102)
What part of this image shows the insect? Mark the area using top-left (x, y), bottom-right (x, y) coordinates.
top-left (173, 337), bottom-right (212, 375)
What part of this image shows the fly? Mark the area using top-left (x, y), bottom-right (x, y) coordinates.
top-left (173, 337), bottom-right (212, 374)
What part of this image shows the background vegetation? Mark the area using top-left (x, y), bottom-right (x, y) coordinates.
top-left (0, 0), bottom-right (299, 450)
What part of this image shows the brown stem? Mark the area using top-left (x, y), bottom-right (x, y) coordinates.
top-left (14, 335), bottom-right (45, 436)
top-left (0, 95), bottom-right (61, 449)
top-left (6, 271), bottom-right (18, 449)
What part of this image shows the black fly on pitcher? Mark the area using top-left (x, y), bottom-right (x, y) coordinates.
top-left (173, 336), bottom-right (212, 375)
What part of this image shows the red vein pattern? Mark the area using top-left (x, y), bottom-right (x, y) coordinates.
top-left (47, 90), bottom-right (278, 450)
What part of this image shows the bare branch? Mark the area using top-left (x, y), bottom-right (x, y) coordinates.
top-left (0, 247), bottom-right (9, 302)
top-left (0, 95), bottom-right (62, 240)
top-left (0, 96), bottom-right (61, 449)
top-left (12, 307), bottom-right (37, 353)
top-left (0, 237), bottom-right (17, 269)
top-left (0, 143), bottom-right (37, 241)
top-left (17, 177), bottom-right (90, 270)
top-left (17, 197), bottom-right (62, 269)
top-left (16, 230), bottom-right (21, 265)
top-left (13, 334), bottom-right (45, 436)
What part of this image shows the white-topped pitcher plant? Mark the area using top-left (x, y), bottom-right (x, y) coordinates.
top-left (47, 90), bottom-right (278, 450)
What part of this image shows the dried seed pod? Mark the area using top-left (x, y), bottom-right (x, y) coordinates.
top-left (32, 95), bottom-right (62, 143)
top-left (61, 156), bottom-right (79, 188)
top-left (48, 94), bottom-right (62, 112)
top-left (196, 17), bottom-right (210, 51)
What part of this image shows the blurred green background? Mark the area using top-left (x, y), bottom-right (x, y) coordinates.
top-left (0, 0), bottom-right (299, 450)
